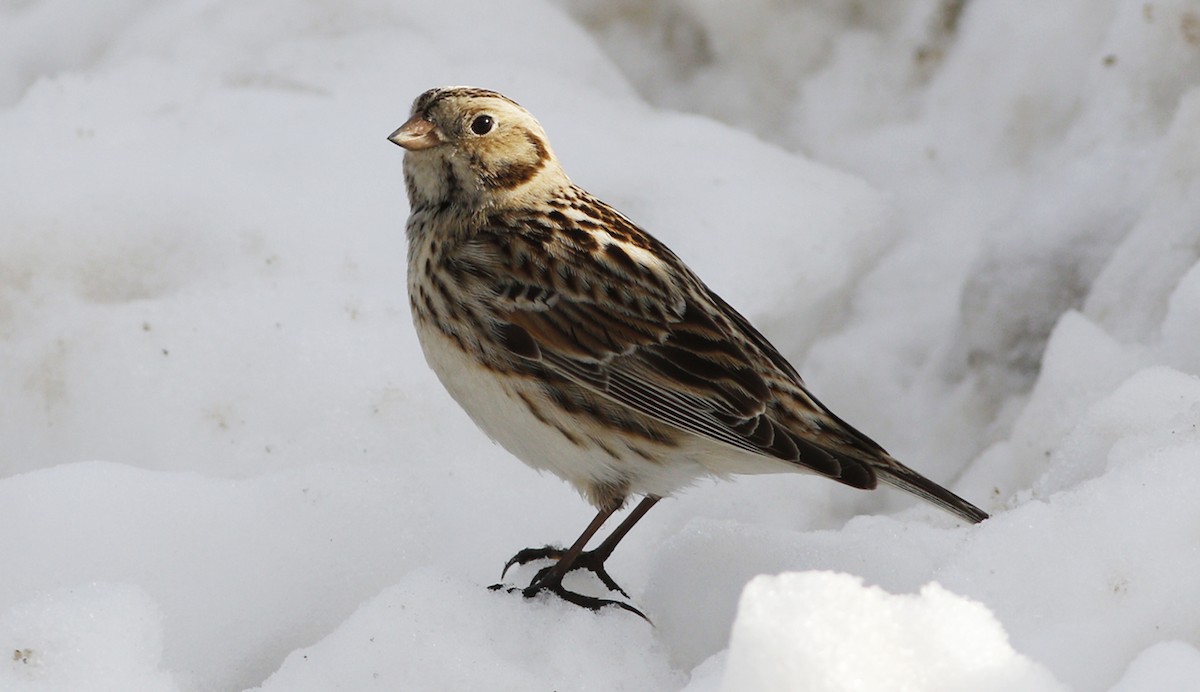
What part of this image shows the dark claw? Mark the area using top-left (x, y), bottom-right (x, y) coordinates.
top-left (488, 580), bottom-right (646, 619)
top-left (578, 557), bottom-right (629, 597)
top-left (521, 573), bottom-right (650, 622)
top-left (501, 545), bottom-right (565, 579)
top-left (567, 550), bottom-right (630, 597)
top-left (494, 544), bottom-right (648, 621)
top-left (501, 545), bottom-right (631, 597)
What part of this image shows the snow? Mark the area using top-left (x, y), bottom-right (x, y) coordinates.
top-left (719, 572), bottom-right (1063, 692)
top-left (253, 569), bottom-right (682, 692)
top-left (2, 0), bottom-right (1200, 690)
top-left (1109, 642), bottom-right (1200, 692)
top-left (0, 583), bottom-right (178, 692)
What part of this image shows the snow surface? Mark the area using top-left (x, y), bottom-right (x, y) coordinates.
top-left (721, 572), bottom-right (1063, 692)
top-left (3, 0), bottom-right (1200, 690)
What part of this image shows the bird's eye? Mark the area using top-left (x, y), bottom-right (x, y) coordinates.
top-left (470, 114), bottom-right (495, 135)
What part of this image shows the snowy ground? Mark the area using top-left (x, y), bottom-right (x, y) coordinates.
top-left (3, 0), bottom-right (1200, 689)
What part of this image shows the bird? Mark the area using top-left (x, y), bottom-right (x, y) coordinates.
top-left (388, 86), bottom-right (988, 617)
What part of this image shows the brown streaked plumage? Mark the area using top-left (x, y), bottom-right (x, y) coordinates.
top-left (389, 86), bottom-right (988, 617)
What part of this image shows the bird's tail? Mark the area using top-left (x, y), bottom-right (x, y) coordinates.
top-left (876, 461), bottom-right (989, 524)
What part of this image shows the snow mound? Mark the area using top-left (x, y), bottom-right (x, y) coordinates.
top-left (254, 569), bottom-right (681, 692)
top-left (720, 572), bottom-right (1062, 692)
top-left (0, 583), bottom-right (178, 692)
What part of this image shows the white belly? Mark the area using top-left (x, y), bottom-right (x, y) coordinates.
top-left (412, 319), bottom-right (717, 505)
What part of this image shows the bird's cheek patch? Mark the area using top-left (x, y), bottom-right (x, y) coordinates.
top-left (482, 131), bottom-right (550, 190)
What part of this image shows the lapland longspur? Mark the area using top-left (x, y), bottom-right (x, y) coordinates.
top-left (389, 87), bottom-right (987, 616)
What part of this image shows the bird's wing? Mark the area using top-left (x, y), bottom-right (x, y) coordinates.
top-left (456, 218), bottom-right (867, 484)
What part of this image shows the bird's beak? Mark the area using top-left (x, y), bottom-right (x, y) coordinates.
top-left (388, 115), bottom-right (441, 150)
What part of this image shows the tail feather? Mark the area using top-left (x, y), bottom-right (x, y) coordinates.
top-left (801, 410), bottom-right (988, 524)
top-left (876, 462), bottom-right (988, 524)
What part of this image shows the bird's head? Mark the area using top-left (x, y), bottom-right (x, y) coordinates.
top-left (390, 87), bottom-right (569, 212)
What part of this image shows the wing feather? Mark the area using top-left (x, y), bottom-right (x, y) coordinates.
top-left (450, 200), bottom-right (882, 487)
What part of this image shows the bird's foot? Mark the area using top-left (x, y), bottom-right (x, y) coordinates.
top-left (524, 570), bottom-right (649, 620)
top-left (500, 544), bottom-right (629, 597)
top-left (490, 545), bottom-right (647, 620)
top-left (489, 570), bottom-right (648, 621)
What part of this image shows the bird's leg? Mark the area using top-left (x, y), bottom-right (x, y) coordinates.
top-left (556, 495), bottom-right (660, 595)
top-left (509, 500), bottom-right (618, 586)
top-left (495, 496), bottom-right (661, 619)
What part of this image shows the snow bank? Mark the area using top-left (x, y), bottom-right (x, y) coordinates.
top-left (3, 0), bottom-right (1200, 689)
top-left (0, 584), bottom-right (178, 692)
top-left (719, 572), bottom-right (1062, 692)
top-left (254, 570), bottom-right (681, 691)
